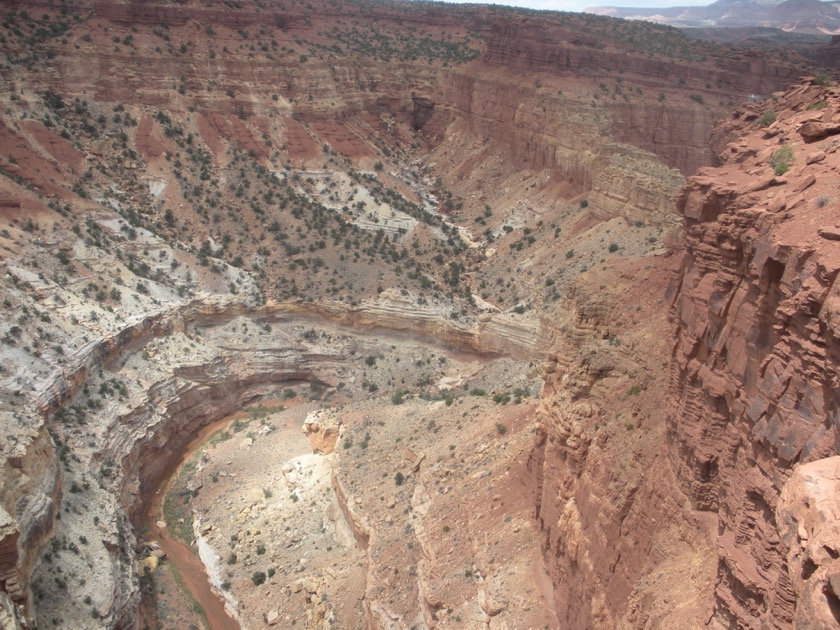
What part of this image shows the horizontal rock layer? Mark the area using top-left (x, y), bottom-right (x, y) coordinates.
top-left (6, 293), bottom-right (543, 627)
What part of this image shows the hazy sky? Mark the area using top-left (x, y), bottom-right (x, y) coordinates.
top-left (436, 0), bottom-right (714, 14)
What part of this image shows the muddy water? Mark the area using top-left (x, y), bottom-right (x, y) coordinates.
top-left (137, 415), bottom-right (240, 630)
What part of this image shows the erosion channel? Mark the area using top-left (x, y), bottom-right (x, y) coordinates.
top-left (138, 412), bottom-right (243, 630)
top-left (34, 301), bottom-right (552, 629)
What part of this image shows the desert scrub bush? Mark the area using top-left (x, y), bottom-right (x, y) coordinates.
top-left (812, 72), bottom-right (832, 87)
top-left (252, 571), bottom-right (266, 585)
top-left (770, 145), bottom-right (795, 176)
top-left (493, 392), bottom-right (511, 405)
top-left (758, 110), bottom-right (776, 127)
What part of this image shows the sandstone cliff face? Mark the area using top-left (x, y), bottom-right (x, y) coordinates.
top-left (531, 258), bottom-right (719, 629)
top-left (476, 14), bottom-right (802, 175)
top-left (16, 0), bottom-right (803, 195)
top-left (530, 77), bottom-right (840, 630)
top-left (669, 79), bottom-right (840, 627)
top-left (0, 418), bottom-right (58, 628)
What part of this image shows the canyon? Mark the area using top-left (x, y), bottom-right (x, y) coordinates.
top-left (1, 0), bottom-right (839, 629)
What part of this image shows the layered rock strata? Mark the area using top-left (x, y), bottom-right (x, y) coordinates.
top-left (531, 257), bottom-right (719, 629)
top-left (3, 290), bottom-right (543, 628)
top-left (669, 79), bottom-right (840, 627)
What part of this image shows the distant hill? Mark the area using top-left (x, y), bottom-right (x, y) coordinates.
top-left (587, 0), bottom-right (840, 34)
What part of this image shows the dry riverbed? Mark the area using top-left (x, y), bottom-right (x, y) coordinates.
top-left (139, 344), bottom-right (555, 629)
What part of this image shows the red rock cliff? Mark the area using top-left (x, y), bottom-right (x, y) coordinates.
top-left (669, 79), bottom-right (840, 627)
top-left (532, 77), bottom-right (840, 629)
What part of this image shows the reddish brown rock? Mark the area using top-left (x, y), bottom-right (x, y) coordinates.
top-left (668, 79), bottom-right (840, 628)
top-left (777, 457), bottom-right (840, 629)
top-left (799, 120), bottom-right (840, 141)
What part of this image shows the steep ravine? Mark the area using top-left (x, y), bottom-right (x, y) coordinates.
top-left (7, 295), bottom-right (543, 629)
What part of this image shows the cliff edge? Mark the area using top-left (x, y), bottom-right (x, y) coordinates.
top-left (670, 77), bottom-right (840, 627)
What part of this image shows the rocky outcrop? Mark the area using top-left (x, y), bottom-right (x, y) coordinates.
top-left (290, 293), bottom-right (544, 360)
top-left (668, 79), bottom-right (840, 627)
top-left (777, 456), bottom-right (840, 628)
top-left (0, 420), bottom-right (59, 627)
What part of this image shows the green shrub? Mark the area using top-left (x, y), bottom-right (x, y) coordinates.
top-left (493, 392), bottom-right (511, 405)
top-left (252, 571), bottom-right (266, 585)
top-left (813, 72), bottom-right (832, 87)
top-left (770, 145), bottom-right (794, 176)
top-left (758, 110), bottom-right (776, 127)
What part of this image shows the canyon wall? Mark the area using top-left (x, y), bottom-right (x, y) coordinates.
top-left (531, 78), bottom-right (840, 628)
top-left (531, 256), bottom-right (719, 629)
top-left (476, 15), bottom-right (803, 176)
top-left (12, 0), bottom-right (803, 193)
top-left (668, 80), bottom-right (840, 627)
